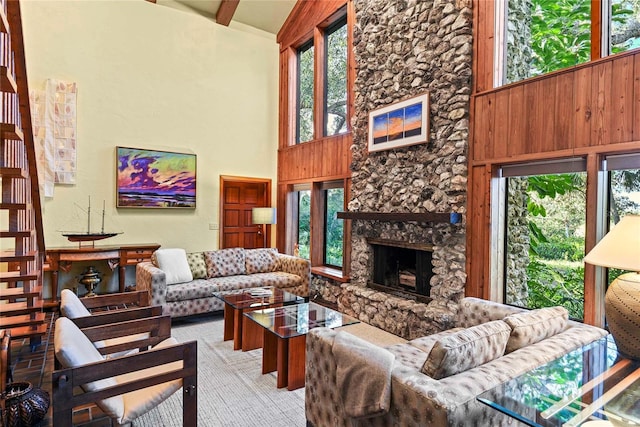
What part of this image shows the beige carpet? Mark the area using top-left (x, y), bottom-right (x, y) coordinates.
top-left (136, 315), bottom-right (306, 427)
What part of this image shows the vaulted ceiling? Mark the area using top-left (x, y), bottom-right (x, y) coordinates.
top-left (151, 0), bottom-right (296, 34)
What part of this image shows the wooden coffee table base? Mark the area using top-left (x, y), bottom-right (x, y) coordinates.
top-left (262, 330), bottom-right (306, 391)
top-left (222, 303), bottom-right (264, 351)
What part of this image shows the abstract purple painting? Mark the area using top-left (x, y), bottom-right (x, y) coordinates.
top-left (116, 147), bottom-right (196, 208)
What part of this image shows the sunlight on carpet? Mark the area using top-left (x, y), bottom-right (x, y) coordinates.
top-left (135, 315), bottom-right (306, 427)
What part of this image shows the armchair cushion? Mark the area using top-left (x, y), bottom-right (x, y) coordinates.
top-left (60, 289), bottom-right (91, 319)
top-left (204, 248), bottom-right (246, 278)
top-left (117, 337), bottom-right (183, 424)
top-left (186, 252), bottom-right (207, 280)
top-left (54, 317), bottom-right (124, 419)
top-left (503, 306), bottom-right (568, 353)
top-left (152, 248), bottom-right (193, 285)
top-left (245, 248), bottom-right (279, 274)
top-left (421, 320), bottom-right (510, 380)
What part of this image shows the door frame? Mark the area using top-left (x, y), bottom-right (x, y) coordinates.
top-left (219, 175), bottom-right (273, 249)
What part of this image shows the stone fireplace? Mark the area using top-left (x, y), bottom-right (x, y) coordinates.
top-left (368, 238), bottom-right (433, 303)
top-left (311, 0), bottom-right (472, 339)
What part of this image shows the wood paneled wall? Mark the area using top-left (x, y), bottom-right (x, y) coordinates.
top-left (278, 134), bottom-right (351, 182)
top-left (473, 50), bottom-right (640, 163)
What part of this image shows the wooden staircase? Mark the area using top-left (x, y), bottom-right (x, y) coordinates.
top-left (0, 0), bottom-right (47, 346)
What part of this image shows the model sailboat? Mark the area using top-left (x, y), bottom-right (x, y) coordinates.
top-left (62, 196), bottom-right (121, 244)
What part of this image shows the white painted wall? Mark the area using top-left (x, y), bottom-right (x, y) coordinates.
top-left (20, 0), bottom-right (279, 294)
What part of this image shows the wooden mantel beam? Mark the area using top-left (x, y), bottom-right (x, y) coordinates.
top-left (337, 212), bottom-right (462, 224)
top-left (216, 0), bottom-right (240, 27)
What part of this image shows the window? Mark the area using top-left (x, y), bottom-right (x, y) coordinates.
top-left (500, 159), bottom-right (587, 320)
top-left (324, 17), bottom-right (348, 137)
top-left (601, 154), bottom-right (640, 285)
top-left (297, 188), bottom-right (311, 259)
top-left (323, 185), bottom-right (344, 268)
top-left (499, 1), bottom-right (640, 85)
top-left (297, 41), bottom-right (314, 143)
top-left (608, 0), bottom-right (640, 54)
top-left (503, 0), bottom-right (592, 84)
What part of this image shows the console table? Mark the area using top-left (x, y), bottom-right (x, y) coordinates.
top-left (45, 243), bottom-right (160, 300)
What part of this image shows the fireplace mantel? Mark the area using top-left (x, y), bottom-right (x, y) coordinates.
top-left (337, 211), bottom-right (461, 224)
top-left (367, 238), bottom-right (433, 252)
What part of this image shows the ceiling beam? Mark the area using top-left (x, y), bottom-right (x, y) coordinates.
top-left (216, 0), bottom-right (240, 26)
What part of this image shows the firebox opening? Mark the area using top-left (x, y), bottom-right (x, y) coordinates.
top-left (370, 240), bottom-right (433, 301)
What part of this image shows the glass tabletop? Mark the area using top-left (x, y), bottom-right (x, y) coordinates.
top-left (244, 302), bottom-right (359, 339)
top-left (213, 286), bottom-right (304, 310)
top-left (477, 336), bottom-right (640, 427)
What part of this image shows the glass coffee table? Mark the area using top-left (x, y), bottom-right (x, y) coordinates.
top-left (245, 302), bottom-right (359, 390)
top-left (477, 335), bottom-right (640, 426)
top-left (213, 287), bottom-right (304, 351)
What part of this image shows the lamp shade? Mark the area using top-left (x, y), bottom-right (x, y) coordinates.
top-left (584, 215), bottom-right (640, 272)
top-left (251, 207), bottom-right (277, 225)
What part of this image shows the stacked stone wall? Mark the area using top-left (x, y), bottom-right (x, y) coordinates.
top-left (313, 0), bottom-right (473, 337)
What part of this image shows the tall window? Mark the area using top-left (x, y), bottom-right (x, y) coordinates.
top-left (297, 41), bottom-right (314, 143)
top-left (602, 154), bottom-right (640, 285)
top-left (501, 159), bottom-right (587, 320)
top-left (324, 17), bottom-right (348, 136)
top-left (297, 188), bottom-right (311, 259)
top-left (500, 1), bottom-right (640, 85)
top-left (323, 184), bottom-right (344, 268)
top-left (504, 0), bottom-right (592, 84)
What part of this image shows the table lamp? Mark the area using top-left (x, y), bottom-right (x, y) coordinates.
top-left (251, 207), bottom-right (277, 248)
top-left (584, 215), bottom-right (640, 360)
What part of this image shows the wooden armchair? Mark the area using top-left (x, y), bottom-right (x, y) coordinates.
top-left (53, 317), bottom-right (197, 426)
top-left (60, 289), bottom-right (165, 356)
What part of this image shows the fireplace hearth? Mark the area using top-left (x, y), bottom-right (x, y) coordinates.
top-left (368, 238), bottom-right (433, 303)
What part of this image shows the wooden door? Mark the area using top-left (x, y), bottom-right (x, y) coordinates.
top-left (219, 176), bottom-right (272, 249)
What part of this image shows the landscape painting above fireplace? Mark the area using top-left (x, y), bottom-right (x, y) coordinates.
top-left (116, 146), bottom-right (196, 208)
top-left (368, 92), bottom-right (429, 153)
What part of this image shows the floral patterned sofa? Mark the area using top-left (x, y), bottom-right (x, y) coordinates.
top-left (305, 297), bottom-right (608, 427)
top-left (136, 247), bottom-right (310, 318)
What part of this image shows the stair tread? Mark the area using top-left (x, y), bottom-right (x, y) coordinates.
top-left (0, 286), bottom-right (43, 298)
top-left (0, 202), bottom-right (28, 210)
top-left (0, 123), bottom-right (24, 141)
top-left (8, 323), bottom-right (48, 339)
top-left (0, 167), bottom-right (26, 177)
top-left (0, 312), bottom-right (46, 328)
top-left (0, 271), bottom-right (38, 281)
top-left (0, 230), bottom-right (31, 238)
top-left (0, 250), bottom-right (37, 262)
top-left (0, 66), bottom-right (18, 94)
top-left (0, 300), bottom-right (44, 316)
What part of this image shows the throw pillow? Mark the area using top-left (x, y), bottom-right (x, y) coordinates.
top-left (503, 306), bottom-right (568, 353)
top-left (186, 252), bottom-right (207, 279)
top-left (204, 248), bottom-right (246, 278)
top-left (245, 248), bottom-right (279, 274)
top-left (421, 320), bottom-right (511, 380)
top-left (152, 248), bottom-right (193, 285)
